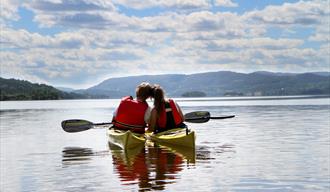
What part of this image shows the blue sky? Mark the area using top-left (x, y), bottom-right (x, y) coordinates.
top-left (1, 0), bottom-right (329, 88)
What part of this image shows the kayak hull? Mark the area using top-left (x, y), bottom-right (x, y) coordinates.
top-left (107, 128), bottom-right (146, 149)
top-left (149, 128), bottom-right (195, 148)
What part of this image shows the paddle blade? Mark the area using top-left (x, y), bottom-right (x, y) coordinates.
top-left (61, 119), bottom-right (94, 133)
top-left (184, 111), bottom-right (211, 123)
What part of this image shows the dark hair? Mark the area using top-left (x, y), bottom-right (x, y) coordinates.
top-left (152, 84), bottom-right (165, 117)
top-left (136, 82), bottom-right (152, 101)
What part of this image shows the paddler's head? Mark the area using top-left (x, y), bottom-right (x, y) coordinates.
top-left (150, 84), bottom-right (165, 116)
top-left (136, 82), bottom-right (153, 101)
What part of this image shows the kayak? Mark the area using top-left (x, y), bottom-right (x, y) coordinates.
top-left (107, 128), bottom-right (146, 149)
top-left (107, 127), bottom-right (195, 149)
top-left (148, 128), bottom-right (195, 148)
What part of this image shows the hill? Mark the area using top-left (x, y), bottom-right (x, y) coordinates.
top-left (1, 71), bottom-right (329, 100)
top-left (0, 78), bottom-right (87, 101)
top-left (82, 71), bottom-right (330, 97)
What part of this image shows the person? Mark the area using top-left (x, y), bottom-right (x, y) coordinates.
top-left (148, 84), bottom-right (185, 133)
top-left (112, 82), bottom-right (153, 134)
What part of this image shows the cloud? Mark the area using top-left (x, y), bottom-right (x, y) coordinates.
top-left (0, 0), bottom-right (21, 24)
top-left (113, 0), bottom-right (209, 10)
top-left (0, 28), bottom-right (90, 49)
top-left (244, 0), bottom-right (329, 26)
top-left (197, 38), bottom-right (304, 51)
top-left (308, 19), bottom-right (330, 42)
top-left (0, 0), bottom-right (329, 88)
top-left (25, 0), bottom-right (117, 27)
top-left (27, 0), bottom-right (116, 12)
top-left (214, 0), bottom-right (238, 7)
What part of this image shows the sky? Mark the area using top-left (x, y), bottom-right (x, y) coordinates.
top-left (0, 0), bottom-right (329, 88)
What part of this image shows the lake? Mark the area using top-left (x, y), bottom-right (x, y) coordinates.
top-left (1, 96), bottom-right (329, 191)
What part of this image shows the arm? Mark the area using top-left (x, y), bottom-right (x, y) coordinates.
top-left (147, 108), bottom-right (157, 133)
top-left (144, 106), bottom-right (151, 123)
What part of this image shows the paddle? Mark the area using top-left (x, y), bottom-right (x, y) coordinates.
top-left (62, 111), bottom-right (235, 133)
top-left (61, 119), bottom-right (112, 133)
top-left (184, 111), bottom-right (235, 123)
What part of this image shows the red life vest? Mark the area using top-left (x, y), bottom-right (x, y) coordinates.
top-left (113, 96), bottom-right (148, 133)
top-left (157, 99), bottom-right (183, 129)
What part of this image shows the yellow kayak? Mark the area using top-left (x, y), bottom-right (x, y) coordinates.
top-left (107, 128), bottom-right (146, 149)
top-left (148, 128), bottom-right (195, 148)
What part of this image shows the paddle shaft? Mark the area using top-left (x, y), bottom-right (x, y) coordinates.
top-left (210, 115), bottom-right (235, 119)
top-left (62, 111), bottom-right (235, 133)
top-left (90, 115), bottom-right (235, 126)
top-left (93, 115), bottom-right (235, 126)
top-left (94, 122), bottom-right (113, 126)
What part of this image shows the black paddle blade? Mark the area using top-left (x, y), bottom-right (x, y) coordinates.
top-left (184, 111), bottom-right (211, 123)
top-left (61, 119), bottom-right (93, 133)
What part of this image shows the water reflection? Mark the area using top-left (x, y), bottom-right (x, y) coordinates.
top-left (62, 147), bottom-right (108, 166)
top-left (109, 142), bottom-right (196, 191)
top-left (61, 144), bottom-right (197, 191)
top-left (60, 143), bottom-right (234, 191)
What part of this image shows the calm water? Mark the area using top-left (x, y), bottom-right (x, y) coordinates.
top-left (1, 96), bottom-right (329, 192)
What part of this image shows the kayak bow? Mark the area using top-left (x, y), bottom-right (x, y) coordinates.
top-left (148, 128), bottom-right (195, 148)
top-left (107, 128), bottom-right (146, 149)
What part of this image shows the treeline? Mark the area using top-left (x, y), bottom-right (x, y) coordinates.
top-left (86, 71), bottom-right (330, 97)
top-left (0, 77), bottom-right (86, 101)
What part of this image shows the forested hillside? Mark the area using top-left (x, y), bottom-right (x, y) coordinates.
top-left (0, 78), bottom-right (86, 101)
top-left (1, 71), bottom-right (329, 100)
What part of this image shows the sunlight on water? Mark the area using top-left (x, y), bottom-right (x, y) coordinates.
top-left (1, 96), bottom-right (329, 191)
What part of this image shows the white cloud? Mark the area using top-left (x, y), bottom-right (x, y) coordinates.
top-left (244, 0), bottom-right (329, 26)
top-left (308, 19), bottom-right (330, 42)
top-left (1, 28), bottom-right (51, 49)
top-left (27, 0), bottom-right (116, 12)
top-left (214, 0), bottom-right (238, 7)
top-left (160, 0), bottom-right (209, 10)
top-left (0, 0), bottom-right (329, 87)
top-left (24, 0), bottom-right (117, 27)
top-left (0, 0), bottom-right (21, 23)
top-left (173, 38), bottom-right (304, 52)
top-left (113, 0), bottom-right (209, 10)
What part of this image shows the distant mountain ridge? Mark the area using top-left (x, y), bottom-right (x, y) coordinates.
top-left (1, 71), bottom-right (329, 100)
top-left (56, 87), bottom-right (75, 92)
top-left (79, 71), bottom-right (330, 98)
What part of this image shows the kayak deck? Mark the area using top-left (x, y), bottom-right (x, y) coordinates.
top-left (107, 128), bottom-right (146, 149)
top-left (107, 127), bottom-right (195, 149)
top-left (149, 128), bottom-right (195, 148)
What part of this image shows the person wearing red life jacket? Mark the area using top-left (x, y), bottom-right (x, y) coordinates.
top-left (148, 84), bottom-right (185, 133)
top-left (112, 82), bottom-right (153, 133)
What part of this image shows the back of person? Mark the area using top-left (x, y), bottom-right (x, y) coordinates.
top-left (113, 82), bottom-right (152, 134)
top-left (113, 96), bottom-right (148, 133)
top-left (156, 99), bottom-right (184, 131)
top-left (149, 84), bottom-right (185, 133)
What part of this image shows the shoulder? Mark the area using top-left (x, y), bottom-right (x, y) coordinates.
top-left (121, 96), bottom-right (133, 101)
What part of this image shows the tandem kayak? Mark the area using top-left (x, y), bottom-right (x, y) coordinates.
top-left (107, 128), bottom-right (146, 149)
top-left (148, 128), bottom-right (195, 148)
